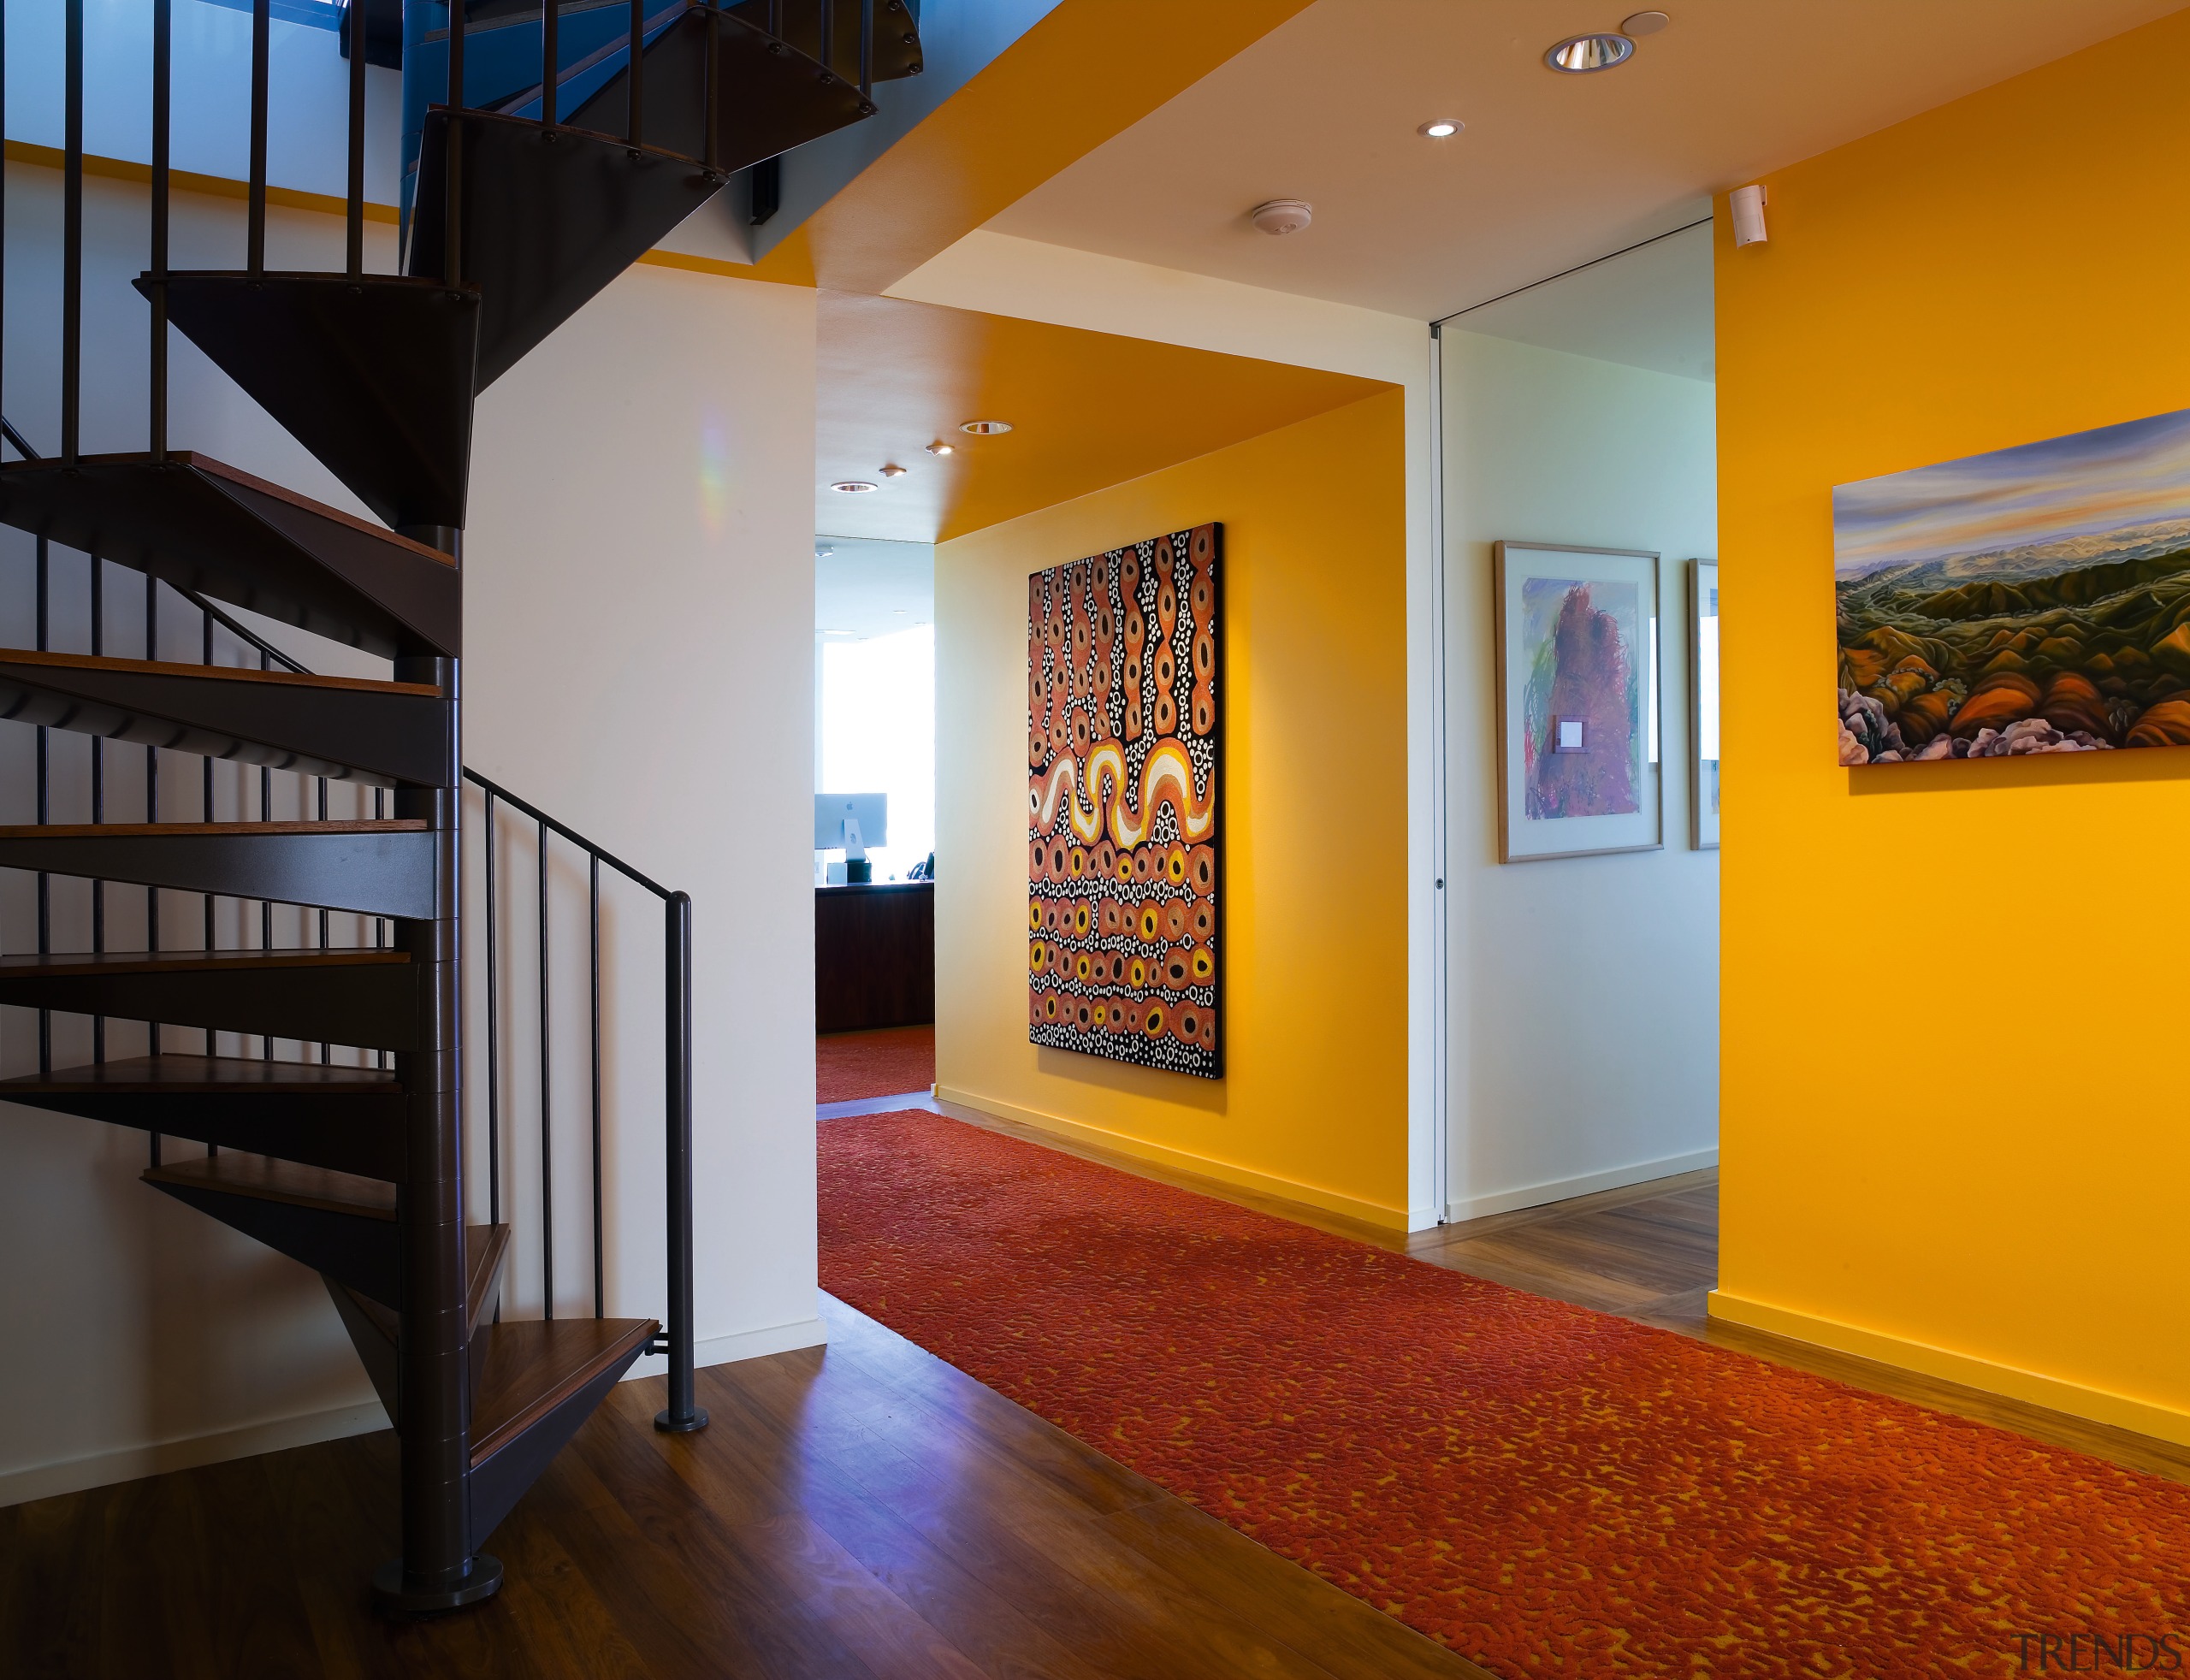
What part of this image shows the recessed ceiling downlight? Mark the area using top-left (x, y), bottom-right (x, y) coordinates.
top-left (830, 480), bottom-right (879, 494)
top-left (960, 419), bottom-right (1014, 435)
top-left (1418, 118), bottom-right (1462, 138)
top-left (1546, 32), bottom-right (1635, 73)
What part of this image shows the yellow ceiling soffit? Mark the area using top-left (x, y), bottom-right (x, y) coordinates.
top-left (817, 291), bottom-right (1389, 544)
top-left (790, 0), bottom-right (1320, 297)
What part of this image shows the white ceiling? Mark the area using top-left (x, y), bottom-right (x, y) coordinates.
top-left (814, 535), bottom-right (935, 642)
top-left (986, 0), bottom-right (2185, 323)
top-left (1447, 219), bottom-right (1714, 382)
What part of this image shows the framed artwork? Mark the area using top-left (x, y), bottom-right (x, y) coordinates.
top-left (1027, 524), bottom-right (1221, 1079)
top-left (1691, 559), bottom-right (1719, 849)
top-left (1834, 405), bottom-right (2190, 763)
top-left (1493, 541), bottom-right (1661, 863)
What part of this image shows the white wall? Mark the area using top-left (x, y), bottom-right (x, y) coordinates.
top-left (6, 1), bottom-right (405, 203)
top-left (0, 170), bottom-right (399, 1508)
top-left (1441, 328), bottom-right (1719, 1221)
top-left (0, 164), bottom-right (821, 1502)
top-left (464, 263), bottom-right (822, 1379)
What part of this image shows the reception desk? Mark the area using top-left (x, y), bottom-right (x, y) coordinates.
top-left (814, 881), bottom-right (934, 1033)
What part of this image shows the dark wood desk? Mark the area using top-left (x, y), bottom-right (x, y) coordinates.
top-left (815, 881), bottom-right (934, 1032)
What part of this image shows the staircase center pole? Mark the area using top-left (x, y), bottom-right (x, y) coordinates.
top-left (376, 629), bottom-right (501, 1612)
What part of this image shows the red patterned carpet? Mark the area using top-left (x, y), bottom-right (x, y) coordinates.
top-left (819, 1110), bottom-right (2190, 1678)
top-left (815, 1025), bottom-right (935, 1103)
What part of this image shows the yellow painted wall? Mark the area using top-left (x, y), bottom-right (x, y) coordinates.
top-left (1714, 11), bottom-right (2190, 1440)
top-left (934, 391), bottom-right (1411, 1227)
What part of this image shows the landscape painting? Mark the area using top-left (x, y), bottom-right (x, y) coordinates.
top-left (1495, 542), bottom-right (1661, 861)
top-left (1834, 407), bottom-right (2190, 763)
top-left (1027, 524), bottom-right (1222, 1079)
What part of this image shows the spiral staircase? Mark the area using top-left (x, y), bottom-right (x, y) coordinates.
top-left (0, 0), bottom-right (916, 1613)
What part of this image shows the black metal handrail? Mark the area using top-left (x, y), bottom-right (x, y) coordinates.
top-left (463, 767), bottom-right (704, 1433)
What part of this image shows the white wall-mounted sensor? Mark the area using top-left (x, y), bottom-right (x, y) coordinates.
top-left (1250, 199), bottom-right (1314, 236)
top-left (1730, 183), bottom-right (1769, 248)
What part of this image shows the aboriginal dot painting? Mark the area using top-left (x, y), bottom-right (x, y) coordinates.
top-left (1027, 524), bottom-right (1221, 1079)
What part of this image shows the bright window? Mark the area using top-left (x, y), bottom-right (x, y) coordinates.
top-left (820, 624), bottom-right (934, 883)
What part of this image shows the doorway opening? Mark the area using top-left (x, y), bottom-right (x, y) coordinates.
top-left (814, 536), bottom-right (938, 1109)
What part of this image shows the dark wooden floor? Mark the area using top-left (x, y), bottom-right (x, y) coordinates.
top-left (15, 1113), bottom-right (2189, 1677)
top-left (0, 1291), bottom-right (1492, 1680)
top-left (1406, 1169), bottom-right (1720, 1334)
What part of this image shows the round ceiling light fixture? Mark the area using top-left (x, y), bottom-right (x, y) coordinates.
top-left (880, 464), bottom-right (908, 478)
top-left (1250, 198), bottom-right (1313, 236)
top-left (1622, 10), bottom-right (1671, 35)
top-left (830, 480), bottom-right (879, 494)
top-left (1545, 32), bottom-right (1635, 73)
top-left (1418, 119), bottom-right (1463, 138)
top-left (960, 419), bottom-right (1014, 435)
top-left (924, 440), bottom-right (955, 455)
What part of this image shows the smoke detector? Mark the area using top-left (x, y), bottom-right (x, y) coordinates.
top-left (1250, 199), bottom-right (1313, 236)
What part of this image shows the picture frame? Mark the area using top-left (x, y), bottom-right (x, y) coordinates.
top-left (1690, 559), bottom-right (1719, 849)
top-left (1493, 541), bottom-right (1661, 863)
top-left (1027, 524), bottom-right (1223, 1079)
top-left (1833, 405), bottom-right (2190, 763)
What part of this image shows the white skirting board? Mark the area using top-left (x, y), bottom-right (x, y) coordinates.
top-left (0, 1314), bottom-right (829, 1510)
top-left (0, 1399), bottom-right (393, 1511)
top-left (622, 1313), bottom-right (827, 1381)
top-left (1444, 1145), bottom-right (1718, 1224)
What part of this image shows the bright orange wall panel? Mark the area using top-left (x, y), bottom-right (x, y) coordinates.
top-left (935, 392), bottom-right (1410, 1226)
top-left (1715, 11), bottom-right (2190, 1435)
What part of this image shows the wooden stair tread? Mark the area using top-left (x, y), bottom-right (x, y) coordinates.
top-left (0, 451), bottom-right (459, 568)
top-left (0, 1053), bottom-right (400, 1094)
top-left (471, 1317), bottom-right (659, 1466)
top-left (467, 1225), bottom-right (511, 1334)
top-left (339, 1225), bottom-right (510, 1340)
top-left (0, 648), bottom-right (441, 697)
top-left (0, 948), bottom-right (410, 977)
top-left (0, 819), bottom-right (428, 838)
top-left (145, 1152), bottom-right (397, 1219)
top-left (180, 453), bottom-right (459, 567)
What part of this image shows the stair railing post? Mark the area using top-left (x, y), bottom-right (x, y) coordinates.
top-left (151, 0), bottom-right (170, 458)
top-left (654, 890), bottom-right (707, 1432)
top-left (247, 0), bottom-right (269, 277)
top-left (345, 0), bottom-right (364, 275)
top-left (626, 0), bottom-right (643, 147)
top-left (541, 0), bottom-right (557, 128)
top-left (702, 1), bottom-right (719, 175)
top-left (62, 0), bottom-right (82, 466)
top-left (445, 0), bottom-right (466, 287)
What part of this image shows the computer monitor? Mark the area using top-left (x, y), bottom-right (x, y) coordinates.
top-left (814, 792), bottom-right (887, 855)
